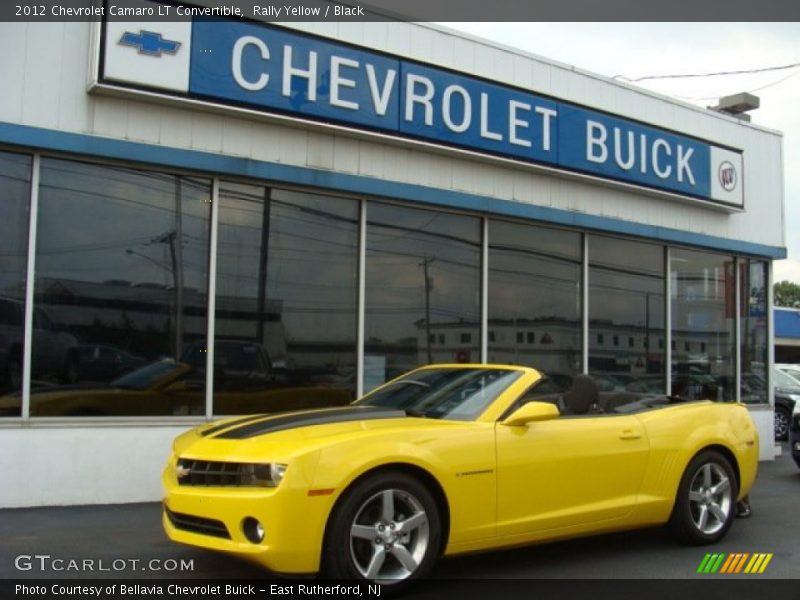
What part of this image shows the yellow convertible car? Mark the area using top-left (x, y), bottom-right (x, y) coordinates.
top-left (162, 364), bottom-right (758, 584)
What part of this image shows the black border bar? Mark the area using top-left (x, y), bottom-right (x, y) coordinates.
top-left (4, 0), bottom-right (800, 22)
top-left (3, 578), bottom-right (799, 600)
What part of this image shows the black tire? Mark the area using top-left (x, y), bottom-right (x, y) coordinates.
top-left (322, 471), bottom-right (442, 585)
top-left (774, 406), bottom-right (790, 442)
top-left (669, 450), bottom-right (738, 545)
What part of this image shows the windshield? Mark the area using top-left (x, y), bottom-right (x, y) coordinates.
top-left (112, 361), bottom-right (182, 390)
top-left (357, 368), bottom-right (522, 421)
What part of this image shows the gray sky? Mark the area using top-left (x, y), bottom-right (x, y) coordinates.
top-left (444, 22), bottom-right (800, 282)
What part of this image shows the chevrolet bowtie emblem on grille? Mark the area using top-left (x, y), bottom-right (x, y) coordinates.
top-left (119, 30), bottom-right (181, 57)
top-left (175, 464), bottom-right (191, 479)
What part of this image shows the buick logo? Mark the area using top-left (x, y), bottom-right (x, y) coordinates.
top-left (718, 161), bottom-right (737, 192)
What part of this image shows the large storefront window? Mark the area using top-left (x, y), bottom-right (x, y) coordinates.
top-left (740, 259), bottom-right (768, 405)
top-left (31, 158), bottom-right (211, 416)
top-left (487, 220), bottom-right (581, 384)
top-left (589, 236), bottom-right (665, 393)
top-left (0, 152), bottom-right (31, 416)
top-left (365, 203), bottom-right (481, 392)
top-left (670, 248), bottom-right (736, 401)
top-left (214, 185), bottom-right (359, 414)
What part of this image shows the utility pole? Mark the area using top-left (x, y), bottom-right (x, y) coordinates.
top-left (420, 257), bottom-right (436, 363)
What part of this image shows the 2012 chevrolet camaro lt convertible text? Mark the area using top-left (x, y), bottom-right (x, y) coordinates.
top-left (162, 364), bottom-right (759, 584)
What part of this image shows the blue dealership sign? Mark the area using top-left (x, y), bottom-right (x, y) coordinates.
top-left (558, 105), bottom-right (711, 199)
top-left (103, 11), bottom-right (743, 208)
top-left (191, 19), bottom-right (401, 130)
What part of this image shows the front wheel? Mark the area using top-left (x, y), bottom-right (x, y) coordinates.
top-left (775, 406), bottom-right (790, 441)
top-left (322, 471), bottom-right (442, 585)
top-left (669, 450), bottom-right (738, 545)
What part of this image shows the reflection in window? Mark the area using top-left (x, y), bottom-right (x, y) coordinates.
top-left (589, 236), bottom-right (665, 393)
top-left (365, 203), bottom-right (480, 392)
top-left (0, 152), bottom-right (31, 416)
top-left (670, 249), bottom-right (735, 401)
top-left (31, 158), bottom-right (210, 416)
top-left (488, 220), bottom-right (581, 383)
top-left (740, 260), bottom-right (768, 404)
top-left (214, 185), bottom-right (358, 414)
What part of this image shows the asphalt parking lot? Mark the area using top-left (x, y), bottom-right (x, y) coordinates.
top-left (1, 445), bottom-right (797, 581)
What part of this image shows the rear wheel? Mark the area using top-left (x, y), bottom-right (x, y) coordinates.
top-left (322, 471), bottom-right (442, 585)
top-left (669, 450), bottom-right (737, 545)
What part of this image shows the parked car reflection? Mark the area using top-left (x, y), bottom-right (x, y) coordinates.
top-left (74, 344), bottom-right (146, 382)
top-left (1, 297), bottom-right (78, 395)
top-left (0, 355), bottom-right (352, 417)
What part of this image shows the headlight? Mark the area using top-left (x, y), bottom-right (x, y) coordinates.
top-left (239, 463), bottom-right (288, 487)
top-left (174, 459), bottom-right (288, 487)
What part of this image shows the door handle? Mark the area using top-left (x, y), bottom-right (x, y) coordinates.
top-left (619, 429), bottom-right (641, 440)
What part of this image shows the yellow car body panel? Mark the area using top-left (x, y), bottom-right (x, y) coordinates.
top-left (162, 364), bottom-right (759, 575)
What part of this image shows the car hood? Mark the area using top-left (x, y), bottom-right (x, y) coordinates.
top-left (0, 384), bottom-right (116, 408)
top-left (775, 386), bottom-right (800, 395)
top-left (174, 405), bottom-right (480, 462)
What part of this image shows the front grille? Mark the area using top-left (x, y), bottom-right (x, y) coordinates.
top-left (164, 506), bottom-right (230, 539)
top-left (177, 458), bottom-right (250, 486)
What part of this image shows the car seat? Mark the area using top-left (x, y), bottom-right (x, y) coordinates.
top-left (562, 374), bottom-right (600, 415)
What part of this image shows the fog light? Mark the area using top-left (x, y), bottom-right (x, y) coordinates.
top-left (242, 517), bottom-right (265, 544)
top-left (794, 441), bottom-right (800, 452)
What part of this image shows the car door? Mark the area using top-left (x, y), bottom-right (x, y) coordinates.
top-left (495, 412), bottom-right (649, 536)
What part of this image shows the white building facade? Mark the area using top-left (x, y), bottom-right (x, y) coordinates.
top-left (0, 6), bottom-right (786, 507)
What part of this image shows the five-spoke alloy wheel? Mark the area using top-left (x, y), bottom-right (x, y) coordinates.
top-left (669, 450), bottom-right (738, 544)
top-left (323, 471), bottom-right (442, 584)
top-left (775, 406), bottom-right (790, 441)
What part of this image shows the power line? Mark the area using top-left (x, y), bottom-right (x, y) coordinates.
top-left (613, 61), bottom-right (800, 83)
top-left (671, 70), bottom-right (800, 102)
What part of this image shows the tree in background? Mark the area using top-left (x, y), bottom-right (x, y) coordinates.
top-left (774, 280), bottom-right (800, 307)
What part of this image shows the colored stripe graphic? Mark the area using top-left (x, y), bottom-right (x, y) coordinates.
top-left (698, 553), bottom-right (773, 574)
top-left (697, 554), bottom-right (713, 573)
top-left (719, 554), bottom-right (736, 573)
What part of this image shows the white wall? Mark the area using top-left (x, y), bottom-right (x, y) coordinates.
top-left (0, 424), bottom-right (194, 508)
top-left (748, 406), bottom-right (780, 461)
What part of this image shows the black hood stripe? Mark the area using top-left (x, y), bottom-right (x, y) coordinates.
top-left (213, 406), bottom-right (407, 439)
top-left (200, 414), bottom-right (270, 437)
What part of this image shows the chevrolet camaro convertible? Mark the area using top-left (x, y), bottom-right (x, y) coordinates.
top-left (163, 365), bottom-right (759, 584)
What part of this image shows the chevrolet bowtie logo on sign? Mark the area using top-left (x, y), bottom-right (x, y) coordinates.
top-left (697, 552), bottom-right (773, 574)
top-left (119, 30), bottom-right (181, 57)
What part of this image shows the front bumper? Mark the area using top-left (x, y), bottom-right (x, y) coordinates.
top-left (162, 459), bottom-right (336, 574)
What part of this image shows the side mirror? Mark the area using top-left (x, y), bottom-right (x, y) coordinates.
top-left (502, 401), bottom-right (560, 427)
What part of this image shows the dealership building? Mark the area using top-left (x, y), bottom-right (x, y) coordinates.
top-left (0, 7), bottom-right (787, 507)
